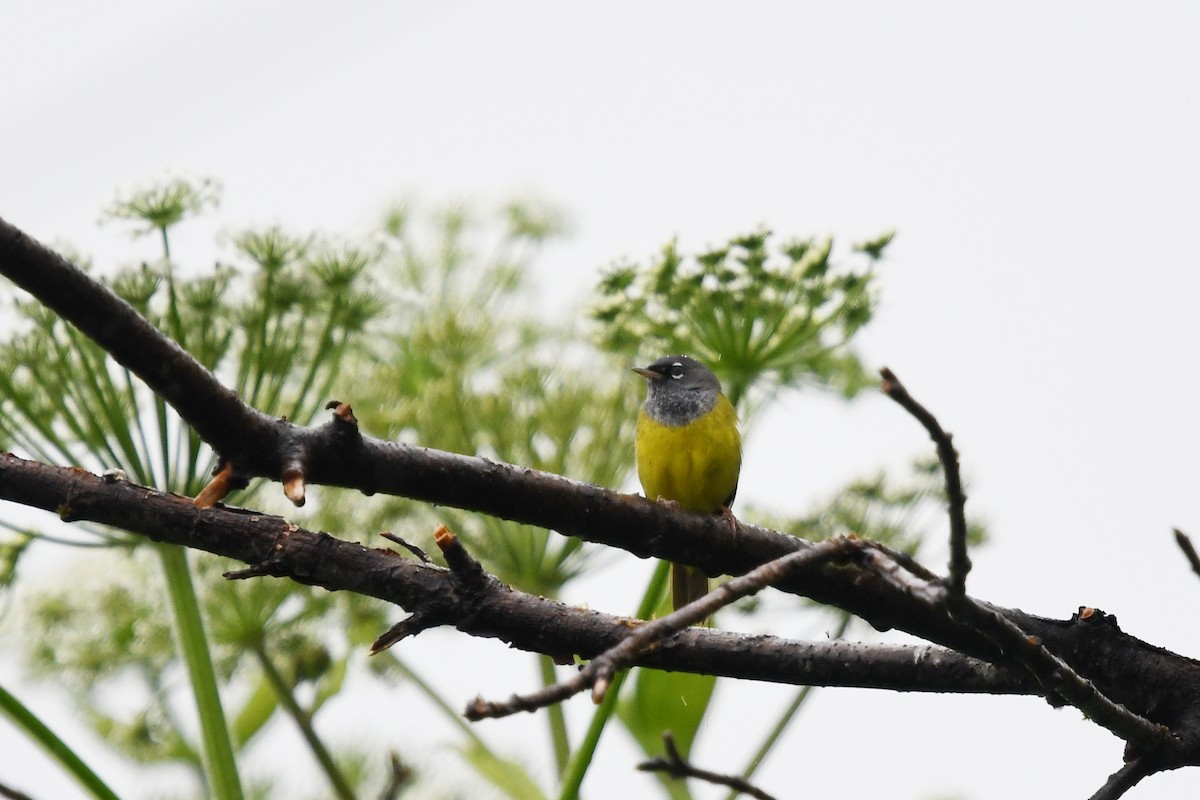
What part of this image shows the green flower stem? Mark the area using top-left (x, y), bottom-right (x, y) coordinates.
top-left (539, 654), bottom-right (571, 775)
top-left (558, 560), bottom-right (670, 800)
top-left (252, 642), bottom-right (355, 800)
top-left (153, 395), bottom-right (172, 488)
top-left (42, 330), bottom-right (126, 470)
top-left (0, 683), bottom-right (120, 800)
top-left (21, 359), bottom-right (114, 467)
top-left (724, 612), bottom-right (853, 800)
top-left (156, 544), bottom-right (243, 800)
top-left (120, 368), bottom-right (157, 483)
top-left (284, 305), bottom-right (339, 423)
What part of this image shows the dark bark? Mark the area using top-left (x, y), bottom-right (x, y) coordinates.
top-left (0, 453), bottom-right (1026, 695)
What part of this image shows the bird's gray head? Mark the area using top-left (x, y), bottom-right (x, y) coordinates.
top-left (632, 355), bottom-right (722, 426)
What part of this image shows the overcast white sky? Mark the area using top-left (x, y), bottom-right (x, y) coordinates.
top-left (4, 2), bottom-right (1200, 799)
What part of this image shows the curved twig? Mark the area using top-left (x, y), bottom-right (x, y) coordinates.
top-left (466, 537), bottom-right (857, 720)
top-left (638, 733), bottom-right (776, 800)
top-left (879, 366), bottom-right (971, 595)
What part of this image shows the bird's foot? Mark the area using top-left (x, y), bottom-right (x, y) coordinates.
top-left (654, 497), bottom-right (681, 511)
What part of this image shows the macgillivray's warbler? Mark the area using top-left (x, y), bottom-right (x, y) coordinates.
top-left (633, 355), bottom-right (742, 610)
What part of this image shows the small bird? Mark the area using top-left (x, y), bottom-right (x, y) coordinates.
top-left (633, 355), bottom-right (742, 611)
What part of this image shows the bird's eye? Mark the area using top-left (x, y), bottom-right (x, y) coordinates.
top-left (670, 363), bottom-right (684, 379)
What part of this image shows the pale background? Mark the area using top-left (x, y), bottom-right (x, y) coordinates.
top-left (3, 2), bottom-right (1199, 798)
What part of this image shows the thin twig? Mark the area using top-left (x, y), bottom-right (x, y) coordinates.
top-left (638, 733), bottom-right (776, 800)
top-left (378, 751), bottom-right (414, 800)
top-left (1173, 528), bottom-right (1200, 579)
top-left (873, 370), bottom-right (1179, 760)
top-left (879, 367), bottom-right (971, 595)
top-left (373, 525), bottom-right (492, 654)
top-left (1088, 756), bottom-right (1155, 800)
top-left (370, 608), bottom-right (443, 655)
top-left (464, 537), bottom-right (856, 720)
top-left (380, 531), bottom-right (431, 563)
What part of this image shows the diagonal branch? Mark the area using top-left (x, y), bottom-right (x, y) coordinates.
top-left (0, 217), bottom-right (282, 461)
top-left (466, 537), bottom-right (859, 720)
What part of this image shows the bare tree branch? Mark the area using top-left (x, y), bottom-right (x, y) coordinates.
top-left (0, 217), bottom-right (282, 463)
top-left (638, 733), bottom-right (776, 800)
top-left (876, 367), bottom-right (1178, 758)
top-left (879, 366), bottom-right (971, 595)
top-left (0, 451), bottom-right (1190, 768)
top-left (467, 537), bottom-right (859, 720)
top-left (0, 454), bottom-right (1030, 697)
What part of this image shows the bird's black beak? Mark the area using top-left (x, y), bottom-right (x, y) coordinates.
top-left (632, 366), bottom-right (659, 381)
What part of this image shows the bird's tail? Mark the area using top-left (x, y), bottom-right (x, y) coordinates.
top-left (671, 562), bottom-right (710, 613)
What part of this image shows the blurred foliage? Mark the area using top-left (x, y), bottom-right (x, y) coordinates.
top-left (0, 179), bottom-right (988, 800)
top-left (105, 177), bottom-right (221, 239)
top-left (1, 178), bottom-right (389, 799)
top-left (319, 201), bottom-right (638, 598)
top-left (618, 668), bottom-right (715, 800)
top-left (0, 196), bottom-right (381, 501)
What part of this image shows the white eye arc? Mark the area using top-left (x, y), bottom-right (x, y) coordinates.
top-left (670, 362), bottom-right (684, 379)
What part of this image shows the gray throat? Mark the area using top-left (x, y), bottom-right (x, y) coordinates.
top-left (645, 386), bottom-right (717, 427)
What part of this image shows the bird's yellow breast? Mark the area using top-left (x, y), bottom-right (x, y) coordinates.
top-left (636, 393), bottom-right (741, 512)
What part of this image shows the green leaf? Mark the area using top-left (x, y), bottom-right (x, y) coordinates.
top-left (618, 668), bottom-right (715, 800)
top-left (619, 669), bottom-right (716, 761)
top-left (230, 675), bottom-right (279, 749)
